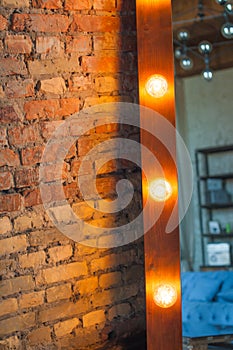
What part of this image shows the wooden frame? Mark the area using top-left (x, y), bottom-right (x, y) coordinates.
top-left (136, 1), bottom-right (182, 349)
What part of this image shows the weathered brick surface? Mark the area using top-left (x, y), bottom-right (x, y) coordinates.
top-left (0, 58), bottom-right (27, 76)
top-left (70, 15), bottom-right (120, 33)
top-left (108, 303), bottom-right (131, 321)
top-left (8, 125), bottom-right (40, 148)
top-left (5, 34), bottom-right (32, 54)
top-left (0, 298), bottom-right (18, 317)
top-left (40, 77), bottom-right (66, 94)
top-left (0, 313), bottom-right (35, 337)
top-left (54, 318), bottom-right (80, 337)
top-left (0, 171), bottom-right (13, 190)
top-left (0, 15), bottom-right (8, 30)
top-left (5, 79), bottom-right (34, 98)
top-left (12, 14), bottom-right (69, 33)
top-left (0, 149), bottom-right (20, 168)
top-left (19, 250), bottom-right (46, 269)
top-left (32, 0), bottom-right (62, 9)
top-left (0, 275), bottom-right (35, 297)
top-left (0, 193), bottom-right (22, 213)
top-left (24, 98), bottom-right (79, 120)
top-left (36, 261), bottom-right (88, 285)
top-left (65, 0), bottom-right (91, 10)
top-left (48, 244), bottom-right (73, 263)
top-left (19, 290), bottom-right (45, 309)
top-left (0, 106), bottom-right (20, 124)
top-left (0, 216), bottom-right (12, 235)
top-left (27, 326), bottom-right (51, 345)
top-left (21, 145), bottom-right (44, 166)
top-left (2, 0), bottom-right (29, 7)
top-left (46, 283), bottom-right (72, 303)
top-left (38, 300), bottom-right (89, 323)
top-left (0, 234), bottom-right (28, 257)
top-left (0, 0), bottom-right (143, 347)
top-left (83, 309), bottom-right (105, 327)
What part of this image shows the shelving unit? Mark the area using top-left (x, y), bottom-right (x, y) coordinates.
top-left (195, 144), bottom-right (233, 270)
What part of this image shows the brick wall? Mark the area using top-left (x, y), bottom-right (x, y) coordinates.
top-left (0, 0), bottom-right (145, 349)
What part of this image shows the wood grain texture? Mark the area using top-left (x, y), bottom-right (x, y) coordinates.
top-left (136, 1), bottom-right (182, 349)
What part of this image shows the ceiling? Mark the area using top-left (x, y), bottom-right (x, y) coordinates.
top-left (172, 0), bottom-right (233, 78)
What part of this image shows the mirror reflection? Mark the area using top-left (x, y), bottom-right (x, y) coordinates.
top-left (173, 0), bottom-right (233, 347)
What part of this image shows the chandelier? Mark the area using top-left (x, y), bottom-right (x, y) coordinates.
top-left (173, 0), bottom-right (233, 81)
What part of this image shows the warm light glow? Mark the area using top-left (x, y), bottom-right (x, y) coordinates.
top-left (145, 74), bottom-right (168, 98)
top-left (149, 178), bottom-right (172, 202)
top-left (153, 284), bottom-right (177, 308)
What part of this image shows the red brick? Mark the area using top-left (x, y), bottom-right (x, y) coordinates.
top-left (0, 58), bottom-right (27, 76)
top-left (82, 56), bottom-right (119, 73)
top-left (70, 15), bottom-right (120, 33)
top-left (12, 13), bottom-right (69, 33)
top-left (21, 146), bottom-right (44, 166)
top-left (8, 125), bottom-right (40, 148)
top-left (65, 0), bottom-right (91, 10)
top-left (27, 326), bottom-right (51, 345)
top-left (0, 171), bottom-right (13, 190)
top-left (40, 120), bottom-right (64, 140)
top-left (2, 0), bottom-right (29, 6)
top-left (0, 129), bottom-right (8, 147)
top-left (5, 35), bottom-right (32, 54)
top-left (0, 15), bottom-right (8, 30)
top-left (5, 79), bottom-right (34, 98)
top-left (36, 36), bottom-right (62, 56)
top-left (32, 0), bottom-right (62, 9)
top-left (0, 148), bottom-right (20, 167)
top-left (24, 188), bottom-right (42, 207)
top-left (94, 34), bottom-right (136, 52)
top-left (15, 168), bottom-right (39, 188)
top-left (66, 36), bottom-right (91, 54)
top-left (68, 75), bottom-right (92, 92)
top-left (94, 0), bottom-right (116, 10)
top-left (0, 106), bottom-right (20, 124)
top-left (0, 193), bottom-right (22, 213)
top-left (24, 98), bottom-right (79, 120)
top-left (0, 313), bottom-right (35, 338)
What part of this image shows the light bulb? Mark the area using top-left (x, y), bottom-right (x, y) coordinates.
top-left (174, 47), bottom-right (183, 59)
top-left (215, 0), bottom-right (227, 5)
top-left (153, 284), bottom-right (177, 308)
top-left (180, 56), bottom-right (193, 70)
top-left (221, 22), bottom-right (233, 38)
top-left (145, 75), bottom-right (168, 98)
top-left (225, 3), bottom-right (233, 15)
top-left (198, 41), bottom-right (212, 54)
top-left (177, 29), bottom-right (190, 41)
top-left (149, 178), bottom-right (172, 202)
top-left (202, 69), bottom-right (213, 81)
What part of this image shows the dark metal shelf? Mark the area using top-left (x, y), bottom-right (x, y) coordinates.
top-left (203, 233), bottom-right (233, 238)
top-left (201, 203), bottom-right (233, 209)
top-left (196, 144), bottom-right (233, 154)
top-left (199, 173), bottom-right (233, 180)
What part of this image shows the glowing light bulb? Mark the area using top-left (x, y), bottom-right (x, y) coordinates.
top-left (145, 75), bottom-right (168, 98)
top-left (202, 69), bottom-right (213, 81)
top-left (198, 41), bottom-right (212, 54)
top-left (153, 284), bottom-right (177, 308)
top-left (221, 22), bottom-right (233, 39)
top-left (180, 56), bottom-right (193, 70)
top-left (149, 178), bottom-right (172, 202)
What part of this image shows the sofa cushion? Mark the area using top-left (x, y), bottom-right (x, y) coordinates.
top-left (182, 271), bottom-right (226, 301)
top-left (187, 277), bottom-right (222, 301)
top-left (216, 290), bottom-right (233, 302)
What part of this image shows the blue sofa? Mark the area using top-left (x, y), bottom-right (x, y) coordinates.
top-left (182, 270), bottom-right (233, 336)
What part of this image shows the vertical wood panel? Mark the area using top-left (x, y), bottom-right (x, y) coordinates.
top-left (136, 1), bottom-right (182, 349)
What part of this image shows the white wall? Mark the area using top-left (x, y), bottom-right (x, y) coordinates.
top-left (176, 67), bottom-right (233, 270)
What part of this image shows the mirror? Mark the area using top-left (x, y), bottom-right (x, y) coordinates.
top-left (172, 0), bottom-right (233, 272)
